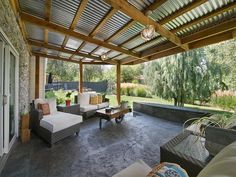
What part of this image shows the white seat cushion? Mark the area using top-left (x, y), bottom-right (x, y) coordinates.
top-left (40, 112), bottom-right (83, 133)
top-left (78, 93), bottom-right (90, 105)
top-left (112, 160), bottom-right (152, 177)
top-left (98, 102), bottom-right (109, 109)
top-left (197, 141), bottom-right (236, 177)
top-left (80, 105), bottom-right (98, 112)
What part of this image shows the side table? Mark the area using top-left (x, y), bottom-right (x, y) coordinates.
top-left (160, 130), bottom-right (212, 177)
top-left (57, 104), bottom-right (80, 115)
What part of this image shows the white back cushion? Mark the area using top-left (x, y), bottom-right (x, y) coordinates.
top-left (47, 99), bottom-right (57, 114)
top-left (78, 93), bottom-right (90, 105)
top-left (34, 98), bottom-right (46, 109)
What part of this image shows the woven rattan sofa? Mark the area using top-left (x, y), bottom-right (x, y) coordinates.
top-left (30, 99), bottom-right (83, 147)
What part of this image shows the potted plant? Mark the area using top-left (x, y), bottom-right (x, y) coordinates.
top-left (183, 112), bottom-right (236, 156)
top-left (120, 100), bottom-right (129, 109)
top-left (65, 91), bottom-right (72, 106)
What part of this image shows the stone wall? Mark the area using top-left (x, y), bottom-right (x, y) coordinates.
top-left (0, 0), bottom-right (31, 113)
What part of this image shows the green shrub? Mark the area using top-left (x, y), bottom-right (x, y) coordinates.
top-left (135, 87), bottom-right (147, 97)
top-left (211, 91), bottom-right (236, 110)
top-left (45, 90), bottom-right (56, 99)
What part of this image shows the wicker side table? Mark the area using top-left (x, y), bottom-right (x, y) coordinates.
top-left (160, 130), bottom-right (212, 177)
top-left (57, 104), bottom-right (80, 115)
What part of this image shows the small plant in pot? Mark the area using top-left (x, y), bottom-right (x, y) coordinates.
top-left (65, 91), bottom-right (73, 106)
top-left (120, 100), bottom-right (129, 109)
top-left (183, 112), bottom-right (236, 156)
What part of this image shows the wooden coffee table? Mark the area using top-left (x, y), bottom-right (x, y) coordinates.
top-left (96, 107), bottom-right (131, 129)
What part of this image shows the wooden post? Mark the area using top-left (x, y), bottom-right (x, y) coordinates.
top-left (35, 55), bottom-right (40, 98)
top-left (79, 61), bottom-right (83, 93)
top-left (116, 61), bottom-right (121, 105)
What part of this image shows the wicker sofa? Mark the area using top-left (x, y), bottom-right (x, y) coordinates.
top-left (112, 141), bottom-right (236, 177)
top-left (75, 92), bottom-right (109, 119)
top-left (30, 98), bottom-right (83, 147)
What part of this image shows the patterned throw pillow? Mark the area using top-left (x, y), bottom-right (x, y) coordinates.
top-left (97, 95), bottom-right (103, 104)
top-left (38, 103), bottom-right (51, 115)
top-left (146, 162), bottom-right (189, 177)
top-left (90, 95), bottom-right (98, 105)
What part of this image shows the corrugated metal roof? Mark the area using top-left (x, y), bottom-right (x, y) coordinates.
top-left (19, 0), bottom-right (45, 19)
top-left (111, 22), bottom-right (145, 45)
top-left (59, 52), bottom-right (72, 58)
top-left (128, 0), bottom-right (154, 11)
top-left (19, 0), bottom-right (236, 63)
top-left (25, 23), bottom-right (44, 41)
top-left (107, 51), bottom-right (121, 58)
top-left (48, 31), bottom-right (65, 46)
top-left (95, 11), bottom-right (131, 40)
top-left (76, 0), bottom-right (111, 35)
top-left (93, 47), bottom-right (110, 55)
top-left (65, 38), bottom-right (83, 51)
top-left (72, 55), bottom-right (83, 60)
top-left (51, 0), bottom-right (81, 28)
top-left (47, 49), bottom-right (59, 56)
top-left (80, 42), bottom-right (98, 53)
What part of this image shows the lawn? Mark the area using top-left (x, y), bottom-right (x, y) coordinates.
top-left (106, 95), bottom-right (232, 116)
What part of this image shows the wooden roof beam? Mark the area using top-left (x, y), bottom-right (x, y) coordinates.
top-left (103, 0), bottom-right (189, 51)
top-left (71, 7), bottom-right (117, 60)
top-left (33, 52), bottom-right (114, 65)
top-left (20, 12), bottom-right (140, 58)
top-left (28, 39), bottom-right (117, 65)
top-left (89, 0), bottom-right (168, 57)
top-left (61, 0), bottom-right (89, 54)
top-left (9, 0), bottom-right (31, 54)
top-left (141, 2), bottom-right (236, 58)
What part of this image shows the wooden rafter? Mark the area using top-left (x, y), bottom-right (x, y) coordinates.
top-left (110, 0), bottom-right (209, 60)
top-left (60, 0), bottom-right (89, 57)
top-left (20, 12), bottom-right (140, 58)
top-left (89, 0), bottom-right (168, 58)
top-left (70, 8), bottom-right (117, 60)
top-left (32, 52), bottom-right (114, 65)
top-left (140, 2), bottom-right (236, 58)
top-left (44, 0), bottom-right (51, 53)
top-left (123, 18), bottom-right (236, 64)
top-left (9, 0), bottom-right (31, 54)
top-left (28, 39), bottom-right (117, 65)
top-left (103, 0), bottom-right (189, 51)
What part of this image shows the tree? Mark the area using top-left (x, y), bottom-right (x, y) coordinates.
top-left (83, 65), bottom-right (104, 82)
top-left (46, 60), bottom-right (78, 81)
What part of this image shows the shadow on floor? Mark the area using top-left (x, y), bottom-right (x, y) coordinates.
top-left (1, 112), bottom-right (182, 177)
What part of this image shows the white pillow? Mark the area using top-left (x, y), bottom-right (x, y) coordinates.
top-left (34, 98), bottom-right (46, 109)
top-left (47, 99), bottom-right (57, 114)
top-left (78, 93), bottom-right (90, 105)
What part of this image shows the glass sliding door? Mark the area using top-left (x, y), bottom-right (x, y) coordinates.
top-left (0, 39), bottom-right (4, 157)
top-left (9, 52), bottom-right (16, 142)
top-left (0, 29), bottom-right (19, 156)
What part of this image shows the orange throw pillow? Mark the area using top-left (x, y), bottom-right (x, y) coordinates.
top-left (98, 95), bottom-right (102, 104)
top-left (38, 103), bottom-right (50, 115)
top-left (90, 95), bottom-right (98, 105)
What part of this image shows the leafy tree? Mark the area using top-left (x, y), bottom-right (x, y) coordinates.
top-left (83, 65), bottom-right (104, 82)
top-left (46, 60), bottom-right (78, 81)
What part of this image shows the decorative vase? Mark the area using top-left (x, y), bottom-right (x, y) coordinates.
top-left (65, 100), bottom-right (71, 106)
top-left (121, 101), bottom-right (128, 109)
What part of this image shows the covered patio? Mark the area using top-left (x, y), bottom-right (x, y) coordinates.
top-left (0, 0), bottom-right (236, 176)
top-left (9, 0), bottom-right (236, 104)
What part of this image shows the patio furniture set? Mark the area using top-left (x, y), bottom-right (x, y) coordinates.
top-left (30, 94), bottom-right (236, 176)
top-left (30, 92), bottom-right (131, 147)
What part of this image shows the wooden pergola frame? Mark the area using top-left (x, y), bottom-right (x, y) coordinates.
top-left (9, 0), bottom-right (236, 104)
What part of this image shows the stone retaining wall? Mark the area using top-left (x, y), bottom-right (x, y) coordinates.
top-left (0, 0), bottom-right (31, 113)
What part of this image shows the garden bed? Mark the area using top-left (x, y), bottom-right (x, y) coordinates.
top-left (133, 102), bottom-right (211, 123)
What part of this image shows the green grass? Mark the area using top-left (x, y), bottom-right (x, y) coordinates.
top-left (106, 95), bottom-right (232, 116)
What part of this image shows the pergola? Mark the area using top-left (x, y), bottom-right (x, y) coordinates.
top-left (10, 0), bottom-right (236, 104)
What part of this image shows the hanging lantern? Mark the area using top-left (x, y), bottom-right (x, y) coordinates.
top-left (101, 53), bottom-right (108, 60)
top-left (141, 25), bottom-right (156, 41)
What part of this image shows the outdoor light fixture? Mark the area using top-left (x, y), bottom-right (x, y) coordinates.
top-left (141, 25), bottom-right (156, 41)
top-left (101, 53), bottom-right (108, 60)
